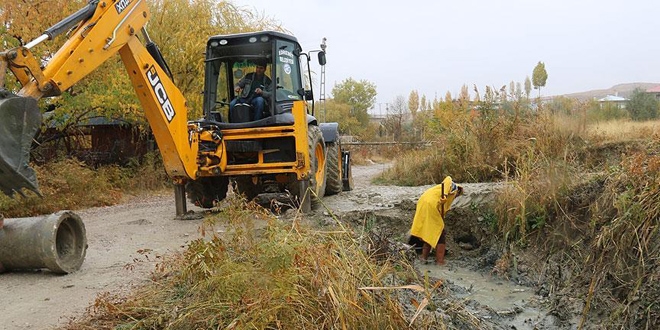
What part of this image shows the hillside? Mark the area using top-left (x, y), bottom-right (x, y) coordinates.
top-left (554, 82), bottom-right (660, 100)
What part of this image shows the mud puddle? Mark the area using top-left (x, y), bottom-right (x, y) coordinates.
top-left (420, 263), bottom-right (555, 329)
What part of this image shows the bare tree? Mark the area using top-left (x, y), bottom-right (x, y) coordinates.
top-left (383, 95), bottom-right (407, 141)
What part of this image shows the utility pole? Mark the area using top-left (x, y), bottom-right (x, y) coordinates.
top-left (319, 37), bottom-right (327, 122)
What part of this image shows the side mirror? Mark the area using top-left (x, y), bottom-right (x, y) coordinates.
top-left (304, 90), bottom-right (314, 101)
top-left (318, 51), bottom-right (327, 66)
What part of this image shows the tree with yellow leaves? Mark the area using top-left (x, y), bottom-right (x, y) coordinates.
top-left (2, 0), bottom-right (281, 130)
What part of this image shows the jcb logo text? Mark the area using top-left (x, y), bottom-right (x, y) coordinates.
top-left (146, 66), bottom-right (175, 123)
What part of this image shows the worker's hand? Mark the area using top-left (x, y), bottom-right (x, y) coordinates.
top-left (255, 88), bottom-right (263, 94)
top-left (234, 86), bottom-right (241, 93)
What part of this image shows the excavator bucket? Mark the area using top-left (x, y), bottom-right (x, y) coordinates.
top-left (0, 90), bottom-right (42, 196)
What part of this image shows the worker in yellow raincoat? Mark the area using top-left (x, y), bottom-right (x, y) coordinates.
top-left (409, 176), bottom-right (463, 265)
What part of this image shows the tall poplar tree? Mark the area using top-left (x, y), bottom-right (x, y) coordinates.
top-left (524, 76), bottom-right (532, 99)
top-left (408, 90), bottom-right (419, 119)
top-left (532, 61), bottom-right (548, 97)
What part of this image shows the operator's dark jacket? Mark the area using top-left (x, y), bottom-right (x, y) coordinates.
top-left (236, 72), bottom-right (272, 100)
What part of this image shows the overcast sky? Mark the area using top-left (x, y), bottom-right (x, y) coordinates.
top-left (233, 0), bottom-right (659, 111)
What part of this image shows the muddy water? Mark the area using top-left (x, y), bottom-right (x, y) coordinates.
top-left (419, 263), bottom-right (557, 329)
top-left (320, 163), bottom-right (569, 329)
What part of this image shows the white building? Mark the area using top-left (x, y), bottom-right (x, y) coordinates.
top-left (598, 94), bottom-right (627, 109)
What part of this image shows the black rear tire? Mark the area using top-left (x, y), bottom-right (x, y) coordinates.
top-left (232, 176), bottom-right (263, 201)
top-left (325, 142), bottom-right (342, 195)
top-left (186, 176), bottom-right (229, 208)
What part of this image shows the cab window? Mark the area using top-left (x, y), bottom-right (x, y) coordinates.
top-left (275, 40), bottom-right (302, 102)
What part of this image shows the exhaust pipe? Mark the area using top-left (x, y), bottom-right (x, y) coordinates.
top-left (0, 211), bottom-right (87, 274)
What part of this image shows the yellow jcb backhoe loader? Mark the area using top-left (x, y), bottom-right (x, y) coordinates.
top-left (0, 0), bottom-right (353, 274)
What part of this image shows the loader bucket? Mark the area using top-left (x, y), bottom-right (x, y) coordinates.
top-left (0, 91), bottom-right (42, 196)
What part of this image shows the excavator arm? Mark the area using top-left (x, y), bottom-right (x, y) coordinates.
top-left (0, 0), bottom-right (199, 196)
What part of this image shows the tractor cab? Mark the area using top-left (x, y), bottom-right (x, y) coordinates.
top-left (203, 31), bottom-right (321, 126)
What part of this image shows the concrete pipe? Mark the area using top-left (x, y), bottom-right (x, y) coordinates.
top-left (0, 211), bottom-right (87, 274)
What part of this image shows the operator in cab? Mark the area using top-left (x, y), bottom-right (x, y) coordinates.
top-left (230, 59), bottom-right (272, 121)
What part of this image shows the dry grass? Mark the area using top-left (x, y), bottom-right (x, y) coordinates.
top-left (493, 122), bottom-right (660, 327)
top-left (0, 152), bottom-right (169, 218)
top-left (587, 119), bottom-right (660, 142)
top-left (578, 149), bottom-right (660, 328)
top-left (0, 158), bottom-right (122, 217)
top-left (378, 99), bottom-right (660, 327)
top-left (61, 197), bottom-right (465, 329)
top-left (378, 105), bottom-right (587, 186)
top-left (494, 152), bottom-right (577, 243)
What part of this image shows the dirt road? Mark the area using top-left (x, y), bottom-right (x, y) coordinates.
top-left (0, 193), bottom-right (207, 330)
top-left (1, 163), bottom-right (556, 329)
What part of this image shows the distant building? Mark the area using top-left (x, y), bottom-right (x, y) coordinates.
top-left (41, 113), bottom-right (152, 166)
top-left (598, 94), bottom-right (628, 109)
top-left (646, 85), bottom-right (660, 100)
top-left (368, 114), bottom-right (388, 125)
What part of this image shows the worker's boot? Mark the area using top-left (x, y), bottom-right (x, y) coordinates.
top-left (420, 243), bottom-right (431, 263)
top-left (435, 244), bottom-right (446, 266)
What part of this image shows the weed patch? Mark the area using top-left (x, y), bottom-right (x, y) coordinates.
top-left (63, 199), bottom-right (415, 328)
top-left (380, 98), bottom-right (660, 328)
top-left (61, 197), bottom-right (497, 329)
top-left (378, 107), bottom-right (586, 185)
top-left (0, 152), bottom-right (169, 218)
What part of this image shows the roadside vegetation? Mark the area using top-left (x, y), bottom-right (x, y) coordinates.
top-left (0, 152), bottom-right (169, 218)
top-left (62, 197), bottom-right (490, 329)
top-left (373, 86), bottom-right (660, 328)
top-left (35, 84), bottom-right (657, 328)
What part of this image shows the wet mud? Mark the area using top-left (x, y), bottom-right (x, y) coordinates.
top-left (307, 164), bottom-right (579, 329)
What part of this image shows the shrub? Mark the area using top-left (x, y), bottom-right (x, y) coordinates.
top-left (628, 88), bottom-right (659, 121)
top-left (0, 153), bottom-right (169, 218)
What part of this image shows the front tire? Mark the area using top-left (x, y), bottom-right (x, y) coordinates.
top-left (288, 125), bottom-right (326, 212)
top-left (308, 125), bottom-right (327, 203)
